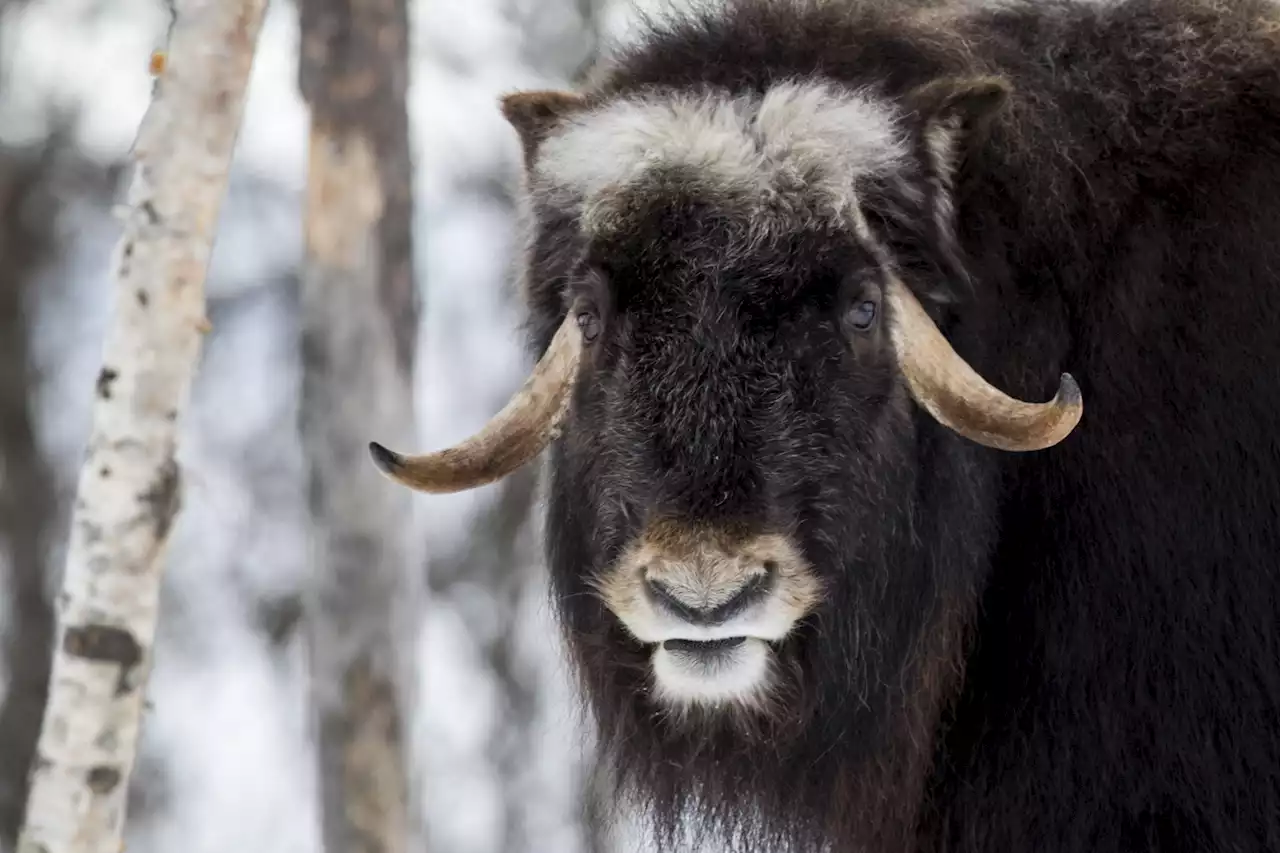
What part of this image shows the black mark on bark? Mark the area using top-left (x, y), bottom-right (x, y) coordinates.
top-left (256, 595), bottom-right (304, 647)
top-left (86, 766), bottom-right (121, 795)
top-left (139, 459), bottom-right (182, 541)
top-left (95, 367), bottom-right (119, 400)
top-left (62, 625), bottom-right (143, 697)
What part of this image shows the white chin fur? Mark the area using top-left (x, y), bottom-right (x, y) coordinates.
top-left (651, 638), bottom-right (772, 708)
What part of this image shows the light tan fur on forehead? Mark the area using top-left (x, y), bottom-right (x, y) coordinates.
top-left (534, 79), bottom-right (909, 232)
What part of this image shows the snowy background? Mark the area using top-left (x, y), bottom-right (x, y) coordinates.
top-left (0, 0), bottom-right (706, 851)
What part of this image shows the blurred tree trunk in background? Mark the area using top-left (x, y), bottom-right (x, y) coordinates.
top-left (0, 142), bottom-right (61, 852)
top-left (296, 0), bottom-right (422, 850)
top-left (414, 0), bottom-right (616, 846)
top-left (15, 0), bottom-right (268, 848)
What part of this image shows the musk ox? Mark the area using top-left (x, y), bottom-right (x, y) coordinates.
top-left (369, 0), bottom-right (1280, 850)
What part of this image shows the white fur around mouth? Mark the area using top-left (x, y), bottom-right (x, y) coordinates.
top-left (651, 637), bottom-right (772, 707)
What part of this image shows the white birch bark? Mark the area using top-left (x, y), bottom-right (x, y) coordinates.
top-left (15, 2), bottom-right (268, 852)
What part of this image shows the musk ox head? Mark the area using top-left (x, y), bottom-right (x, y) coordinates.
top-left (369, 29), bottom-right (1082, 852)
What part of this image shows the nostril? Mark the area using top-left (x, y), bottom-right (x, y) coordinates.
top-left (718, 572), bottom-right (773, 621)
top-left (644, 576), bottom-right (710, 624)
top-left (762, 559), bottom-right (778, 574)
top-left (644, 577), bottom-right (684, 613)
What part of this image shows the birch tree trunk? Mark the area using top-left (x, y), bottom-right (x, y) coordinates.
top-left (296, 0), bottom-right (422, 850)
top-left (14, 3), bottom-right (267, 851)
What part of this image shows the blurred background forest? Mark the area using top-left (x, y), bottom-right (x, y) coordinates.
top-left (0, 0), bottom-right (693, 850)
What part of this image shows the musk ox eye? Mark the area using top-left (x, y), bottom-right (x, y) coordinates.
top-left (849, 299), bottom-right (878, 332)
top-left (576, 309), bottom-right (601, 343)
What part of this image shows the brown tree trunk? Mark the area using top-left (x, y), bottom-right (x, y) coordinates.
top-left (0, 143), bottom-right (60, 851)
top-left (296, 0), bottom-right (421, 851)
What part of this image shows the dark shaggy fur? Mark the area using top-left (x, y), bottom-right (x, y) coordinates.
top-left (514, 1), bottom-right (1280, 850)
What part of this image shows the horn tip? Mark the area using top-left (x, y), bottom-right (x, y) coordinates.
top-left (368, 441), bottom-right (405, 476)
top-left (1057, 372), bottom-right (1084, 411)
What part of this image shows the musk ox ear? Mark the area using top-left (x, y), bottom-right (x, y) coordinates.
top-left (904, 75), bottom-right (1011, 182)
top-left (500, 89), bottom-right (588, 166)
top-left (901, 76), bottom-right (1011, 299)
top-left (905, 75), bottom-right (1011, 133)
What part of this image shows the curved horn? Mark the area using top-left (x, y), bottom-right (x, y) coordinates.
top-left (368, 314), bottom-right (583, 493)
top-left (886, 277), bottom-right (1083, 452)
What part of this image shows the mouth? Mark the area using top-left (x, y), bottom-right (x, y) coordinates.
top-left (650, 636), bottom-right (773, 707)
top-left (662, 637), bottom-right (748, 655)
